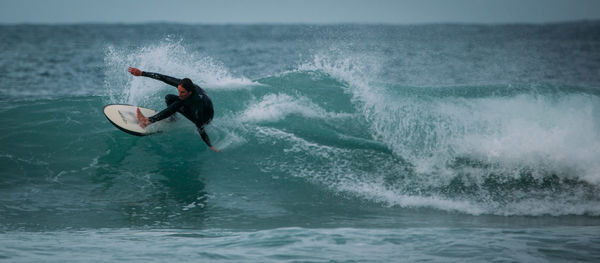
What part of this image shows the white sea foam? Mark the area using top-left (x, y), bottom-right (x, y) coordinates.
top-left (104, 41), bottom-right (257, 106)
top-left (241, 94), bottom-right (322, 122)
top-left (453, 94), bottom-right (600, 184)
top-left (240, 93), bottom-right (351, 123)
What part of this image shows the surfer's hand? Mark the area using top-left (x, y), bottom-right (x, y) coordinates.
top-left (210, 146), bottom-right (220, 152)
top-left (128, 67), bottom-right (142, 76)
top-left (136, 108), bottom-right (150, 128)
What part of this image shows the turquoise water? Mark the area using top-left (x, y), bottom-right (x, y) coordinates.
top-left (1, 23), bottom-right (600, 262)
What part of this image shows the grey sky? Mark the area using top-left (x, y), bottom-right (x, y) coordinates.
top-left (1, 0), bottom-right (599, 24)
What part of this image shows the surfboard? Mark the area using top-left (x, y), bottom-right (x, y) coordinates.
top-left (103, 104), bottom-right (168, 136)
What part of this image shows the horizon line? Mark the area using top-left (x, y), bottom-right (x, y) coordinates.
top-left (1, 19), bottom-right (599, 27)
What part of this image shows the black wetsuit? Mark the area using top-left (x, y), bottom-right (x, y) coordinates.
top-left (142, 71), bottom-right (214, 148)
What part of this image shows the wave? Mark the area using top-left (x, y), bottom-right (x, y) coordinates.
top-left (3, 48), bottom-right (599, 220)
top-left (100, 46), bottom-right (600, 215)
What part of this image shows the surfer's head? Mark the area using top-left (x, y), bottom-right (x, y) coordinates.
top-left (177, 78), bottom-right (195, 100)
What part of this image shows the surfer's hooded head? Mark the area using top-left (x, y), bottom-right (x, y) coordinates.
top-left (177, 78), bottom-right (195, 100)
top-left (179, 78), bottom-right (195, 93)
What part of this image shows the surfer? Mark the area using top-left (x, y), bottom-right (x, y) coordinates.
top-left (127, 67), bottom-right (219, 152)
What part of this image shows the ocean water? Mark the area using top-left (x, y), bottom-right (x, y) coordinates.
top-left (1, 22), bottom-right (600, 262)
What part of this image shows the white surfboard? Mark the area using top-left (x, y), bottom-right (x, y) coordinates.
top-left (103, 104), bottom-right (169, 136)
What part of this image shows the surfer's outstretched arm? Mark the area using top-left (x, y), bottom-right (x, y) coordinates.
top-left (128, 67), bottom-right (181, 87)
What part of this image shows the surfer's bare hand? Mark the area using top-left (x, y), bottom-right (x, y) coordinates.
top-left (210, 146), bottom-right (220, 152)
top-left (128, 67), bottom-right (142, 76)
top-left (136, 108), bottom-right (150, 128)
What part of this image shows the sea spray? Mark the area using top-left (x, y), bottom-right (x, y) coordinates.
top-left (104, 40), bottom-right (256, 106)
top-left (290, 52), bottom-right (600, 215)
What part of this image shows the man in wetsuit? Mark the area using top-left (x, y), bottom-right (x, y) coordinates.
top-left (128, 67), bottom-right (219, 152)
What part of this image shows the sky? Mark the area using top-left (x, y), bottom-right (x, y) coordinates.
top-left (1, 0), bottom-right (599, 24)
